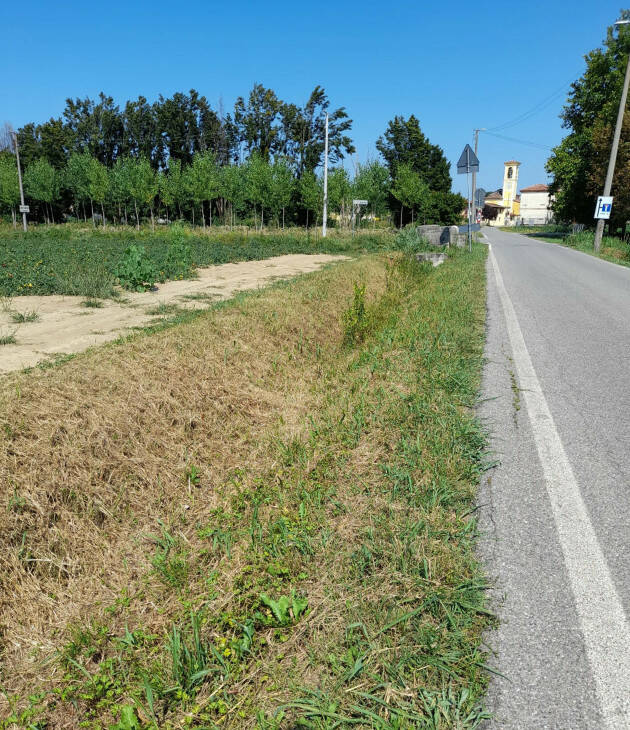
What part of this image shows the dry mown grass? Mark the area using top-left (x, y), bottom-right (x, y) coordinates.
top-left (0, 248), bottom-right (491, 729)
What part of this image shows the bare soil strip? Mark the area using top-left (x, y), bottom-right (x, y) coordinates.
top-left (0, 254), bottom-right (346, 373)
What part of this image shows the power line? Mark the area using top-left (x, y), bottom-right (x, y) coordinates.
top-left (483, 130), bottom-right (554, 151)
top-left (486, 76), bottom-right (576, 133)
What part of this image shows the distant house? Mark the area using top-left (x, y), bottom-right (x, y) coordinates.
top-left (519, 184), bottom-right (553, 225)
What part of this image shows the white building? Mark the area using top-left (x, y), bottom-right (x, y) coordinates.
top-left (519, 184), bottom-right (553, 225)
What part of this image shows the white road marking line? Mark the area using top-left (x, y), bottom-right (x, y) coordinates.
top-left (489, 243), bottom-right (630, 729)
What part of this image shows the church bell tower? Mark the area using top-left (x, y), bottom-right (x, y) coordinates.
top-left (502, 161), bottom-right (520, 214)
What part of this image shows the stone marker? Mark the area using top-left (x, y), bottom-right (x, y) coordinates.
top-left (450, 225), bottom-right (465, 248)
top-left (416, 224), bottom-right (461, 247)
top-left (415, 252), bottom-right (448, 267)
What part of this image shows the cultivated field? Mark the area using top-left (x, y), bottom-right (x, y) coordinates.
top-left (0, 240), bottom-right (491, 729)
top-left (0, 224), bottom-right (395, 298)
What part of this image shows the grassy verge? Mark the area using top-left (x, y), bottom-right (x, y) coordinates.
top-left (0, 224), bottom-right (396, 298)
top-left (0, 245), bottom-right (491, 729)
top-left (500, 226), bottom-right (630, 267)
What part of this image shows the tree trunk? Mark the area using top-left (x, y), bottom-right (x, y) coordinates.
top-left (261, 206), bottom-right (264, 230)
top-left (306, 209), bottom-right (309, 229)
top-left (90, 199), bottom-right (95, 227)
top-left (83, 201), bottom-right (87, 222)
top-left (201, 203), bottom-right (205, 230)
top-left (12, 208), bottom-right (16, 228)
top-left (50, 202), bottom-right (55, 224)
top-left (101, 202), bottom-right (106, 227)
top-left (400, 206), bottom-right (403, 228)
top-left (192, 206), bottom-right (195, 226)
top-left (134, 200), bottom-right (139, 230)
top-left (209, 200), bottom-right (212, 227)
top-left (150, 206), bottom-right (155, 231)
top-left (282, 207), bottom-right (285, 230)
top-left (124, 205), bottom-right (128, 225)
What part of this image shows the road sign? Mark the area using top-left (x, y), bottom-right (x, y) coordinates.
top-left (19, 204), bottom-right (29, 214)
top-left (352, 199), bottom-right (368, 205)
top-left (594, 196), bottom-right (613, 219)
top-left (457, 144), bottom-right (479, 174)
top-left (459, 223), bottom-right (481, 233)
top-left (474, 188), bottom-right (486, 209)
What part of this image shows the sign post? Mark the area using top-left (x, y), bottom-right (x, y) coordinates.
top-left (457, 144), bottom-right (480, 252)
top-left (352, 199), bottom-right (368, 236)
top-left (594, 196), bottom-right (613, 220)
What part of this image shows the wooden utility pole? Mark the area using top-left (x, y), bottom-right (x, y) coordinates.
top-left (594, 21), bottom-right (630, 253)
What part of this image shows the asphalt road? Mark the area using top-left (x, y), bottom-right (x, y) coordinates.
top-left (478, 227), bottom-right (630, 729)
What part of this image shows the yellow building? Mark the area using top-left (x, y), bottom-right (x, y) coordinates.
top-left (484, 160), bottom-right (521, 226)
top-left (502, 161), bottom-right (520, 221)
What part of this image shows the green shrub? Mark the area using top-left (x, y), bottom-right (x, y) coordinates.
top-left (114, 245), bottom-right (157, 291)
top-left (396, 226), bottom-right (430, 255)
top-left (342, 282), bottom-right (369, 344)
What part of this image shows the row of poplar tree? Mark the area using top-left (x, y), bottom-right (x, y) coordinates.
top-left (0, 85), bottom-right (466, 228)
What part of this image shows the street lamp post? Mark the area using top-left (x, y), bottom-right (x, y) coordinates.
top-left (594, 19), bottom-right (630, 253)
top-left (12, 132), bottom-right (27, 233)
top-left (472, 128), bottom-right (485, 219)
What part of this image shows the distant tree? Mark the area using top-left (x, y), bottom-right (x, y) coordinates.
top-left (156, 90), bottom-right (223, 166)
top-left (109, 158), bottom-right (131, 223)
top-left (327, 167), bottom-right (352, 226)
top-left (280, 86), bottom-right (355, 175)
top-left (184, 151), bottom-right (220, 228)
top-left (390, 163), bottom-right (431, 226)
top-left (122, 96), bottom-right (159, 166)
top-left (269, 157), bottom-right (295, 228)
top-left (62, 93), bottom-right (123, 165)
top-left (546, 12), bottom-right (630, 225)
top-left (299, 171), bottom-right (323, 228)
top-left (0, 123), bottom-right (15, 153)
top-left (0, 153), bottom-right (20, 227)
top-left (86, 157), bottom-right (110, 225)
top-left (126, 157), bottom-right (158, 229)
top-left (159, 159), bottom-right (186, 221)
top-left (246, 153), bottom-right (273, 229)
top-left (352, 160), bottom-right (390, 222)
top-left (377, 115), bottom-right (452, 193)
top-left (24, 159), bottom-right (59, 223)
top-left (220, 164), bottom-right (247, 228)
top-left (233, 84), bottom-right (283, 161)
top-left (64, 152), bottom-right (92, 221)
top-left (426, 191), bottom-right (467, 226)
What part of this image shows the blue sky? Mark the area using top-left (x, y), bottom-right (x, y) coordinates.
top-left (1, 0), bottom-right (623, 195)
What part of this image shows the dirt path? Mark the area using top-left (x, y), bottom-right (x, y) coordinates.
top-left (0, 254), bottom-right (347, 374)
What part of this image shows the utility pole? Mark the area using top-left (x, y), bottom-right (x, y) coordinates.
top-left (472, 128), bottom-right (485, 220)
top-left (594, 19), bottom-right (630, 253)
top-left (322, 113), bottom-right (329, 238)
top-left (12, 132), bottom-right (27, 232)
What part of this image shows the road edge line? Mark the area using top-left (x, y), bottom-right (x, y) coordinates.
top-left (488, 243), bottom-right (630, 729)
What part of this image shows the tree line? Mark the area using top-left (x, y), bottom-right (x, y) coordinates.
top-left (546, 11), bottom-right (630, 230)
top-left (0, 85), bottom-right (465, 229)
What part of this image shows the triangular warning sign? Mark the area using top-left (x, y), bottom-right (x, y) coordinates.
top-left (457, 144), bottom-right (479, 174)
